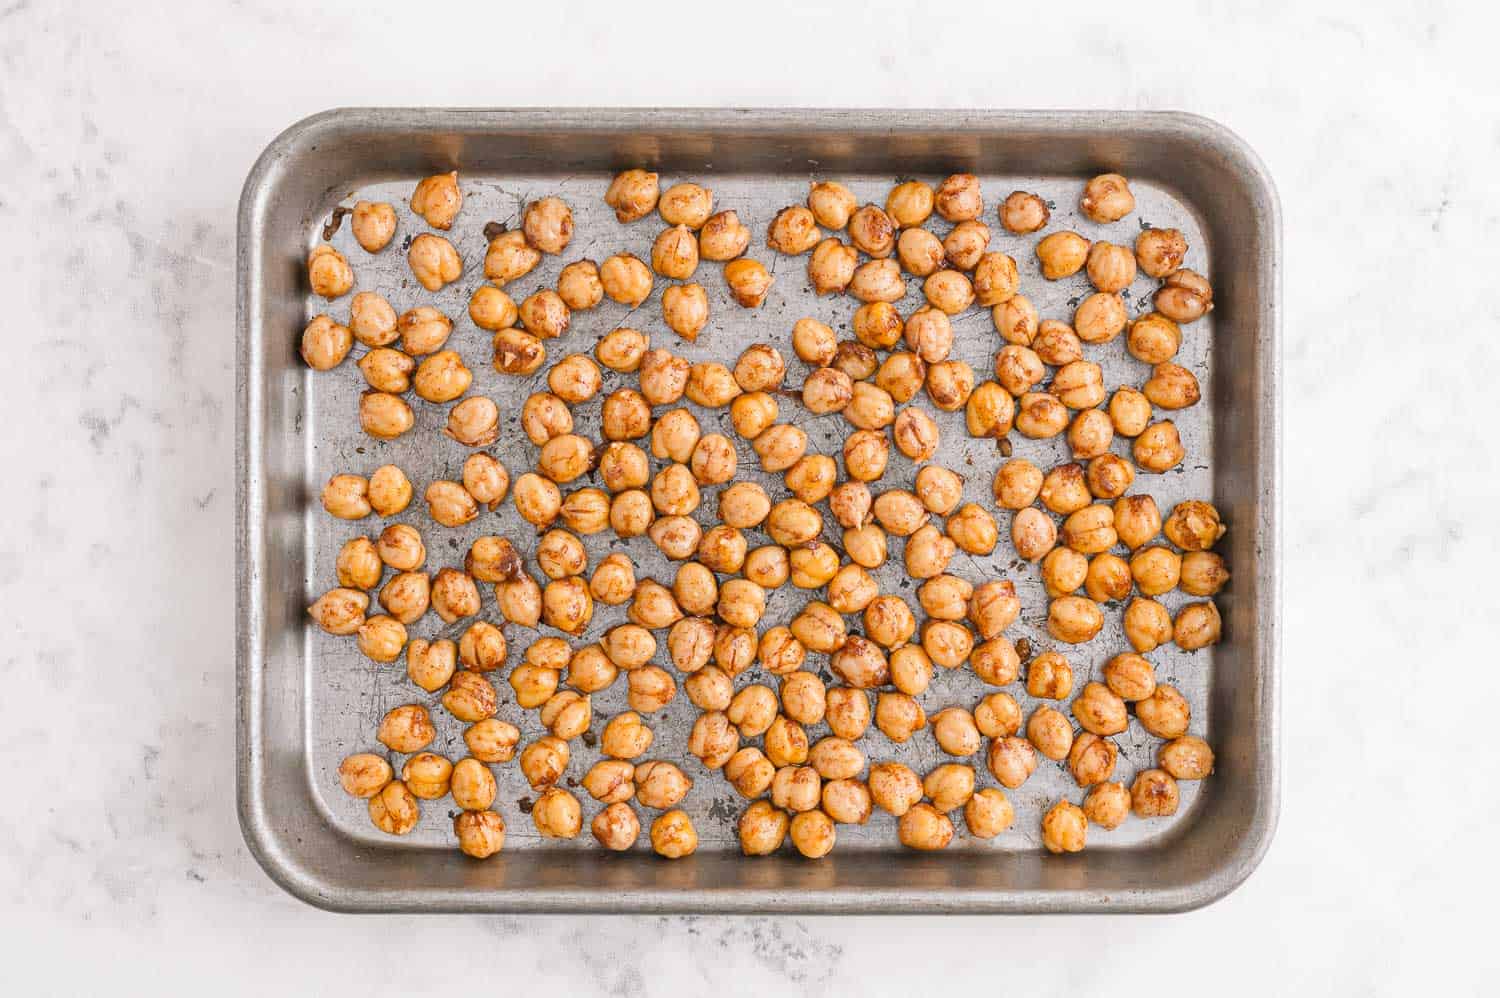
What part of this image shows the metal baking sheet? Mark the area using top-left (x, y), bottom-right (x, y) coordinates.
top-left (237, 108), bottom-right (1280, 913)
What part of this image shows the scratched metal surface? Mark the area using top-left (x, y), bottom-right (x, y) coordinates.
top-left (238, 109), bottom-right (1279, 913)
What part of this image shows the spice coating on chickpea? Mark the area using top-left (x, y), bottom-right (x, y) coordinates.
top-left (605, 169), bottom-right (660, 223)
top-left (410, 170), bottom-right (462, 230)
top-left (351, 200), bottom-right (397, 253)
top-left (1036, 231), bottom-right (1090, 280)
top-left (1041, 800), bottom-right (1087, 853)
top-left (650, 810), bottom-right (698, 859)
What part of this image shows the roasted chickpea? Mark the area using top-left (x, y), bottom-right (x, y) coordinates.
top-left (378, 704), bottom-right (435, 754)
top-left (442, 396), bottom-right (499, 447)
top-left (1180, 551), bottom-right (1231, 596)
top-left (1079, 173), bottom-right (1134, 223)
top-left (1061, 504), bottom-right (1118, 554)
top-left (1121, 596), bottom-right (1171, 653)
top-left (1124, 314), bottom-right (1182, 367)
top-left (763, 204), bottom-right (818, 256)
top-left (738, 799), bottom-right (790, 856)
top-left (972, 637), bottom-right (1021, 685)
top-left (1085, 240), bottom-right (1138, 293)
top-left (688, 712), bottom-right (739, 769)
top-left (898, 802), bottom-right (954, 851)
top-left (725, 747), bottom-right (777, 799)
top-left (921, 763), bottom-right (974, 816)
top-left (868, 761), bottom-right (923, 817)
top-left (785, 318), bottom-right (834, 368)
top-left (1061, 731), bottom-right (1117, 789)
top-left (370, 526), bottom-right (423, 577)
top-left (1026, 651), bottom-right (1074, 700)
top-left (994, 189), bottom-right (1046, 233)
top-left (378, 570), bottom-right (431, 625)
top-left (974, 691), bottom-right (1022, 738)
top-left (1131, 769), bottom-right (1180, 818)
top-left (649, 515), bottom-right (703, 560)
top-left (849, 257), bottom-right (906, 303)
top-left (1100, 652), bottom-right (1156, 703)
top-left (900, 307), bottom-right (951, 365)
top-left (923, 269), bottom-right (974, 315)
top-left (446, 757), bottom-right (496, 811)
top-left (1142, 362), bottom-right (1201, 412)
top-left (763, 499), bottom-right (821, 548)
top-left (987, 735), bottom-right (1037, 789)
top-left (726, 392), bottom-right (776, 441)
top-left (820, 778), bottom-right (872, 826)
top-left (1134, 420), bottom-right (1185, 473)
top-left (1074, 292), bottom-right (1127, 345)
top-left (770, 765), bottom-right (823, 814)
top-left (591, 801), bottom-right (641, 851)
top-left (1085, 552), bottom-right (1131, 602)
top-left (759, 627), bottom-right (807, 677)
top-left (356, 347), bottom-right (413, 394)
top-left (605, 168), bottom-right (660, 223)
top-left (1082, 454), bottom-right (1132, 502)
top-left (1011, 507), bottom-right (1057, 562)
top-left (559, 487), bottom-right (611, 536)
top-left (1069, 682), bottom-right (1127, 738)
top-left (932, 707), bottom-right (982, 757)
top-left (593, 329), bottom-right (648, 377)
top-left (1041, 546), bottom-right (1087, 597)
top-left (536, 433), bottom-right (593, 485)
top-left (442, 670), bottom-right (498, 723)
top-left (508, 474), bottom-right (561, 530)
top-left (991, 294), bottom-right (1039, 346)
top-left (750, 425), bottom-right (807, 475)
top-left (307, 243), bottom-right (353, 300)
top-left (428, 568), bottom-right (478, 624)
top-left (666, 618), bottom-right (715, 676)
top-left (1083, 781), bottom-right (1130, 829)
top-left (351, 612), bottom-right (405, 663)
top-left (659, 182), bottom-right (713, 229)
top-left (1027, 706), bottom-right (1074, 761)
top-left (870, 355), bottom-right (922, 409)
top-left (518, 736), bottom-right (570, 790)
top-left (807, 180), bottom-right (857, 229)
top-left (338, 753), bottom-right (393, 800)
top-left (875, 691), bottom-right (926, 743)
top-left (1135, 227), bottom-right (1187, 278)
top-left (668, 562), bottom-right (715, 616)
top-left (455, 456), bottom-right (507, 513)
top-left (464, 718), bottom-right (520, 765)
top-left (847, 203), bottom-right (896, 258)
top-left (791, 601), bottom-right (847, 654)
top-left (857, 594), bottom-right (911, 649)
top-left (344, 294), bottom-right (396, 352)
top-left (1015, 392), bottom-right (1068, 439)
top-left (830, 635), bottom-right (891, 689)
top-left (1163, 501), bottom-right (1226, 553)
top-left (320, 473), bottom-right (371, 521)
top-left (888, 644), bottom-right (934, 696)
top-left (1159, 735), bottom-right (1215, 781)
top-left (600, 252), bottom-right (654, 307)
top-left (651, 224), bottom-right (700, 280)
top-left (498, 572), bottom-right (543, 628)
top-left (336, 537), bottom-right (383, 592)
top-left (707, 484), bottom-right (766, 534)
top-left (943, 219), bottom-right (991, 271)
top-left (1035, 231), bottom-right (1090, 280)
top-left (358, 390), bottom-right (414, 440)
top-left (961, 246), bottom-right (1019, 309)
top-left (947, 504), bottom-right (998, 555)
top-left (783, 456), bottom-right (835, 506)
top-left (410, 170), bottom-right (461, 229)
top-left (1047, 595), bottom-right (1103, 644)
top-left (789, 543), bottom-right (840, 589)
top-left (925, 361), bottom-right (974, 412)
top-left (407, 233), bottom-right (461, 291)
top-left (823, 564), bottom-right (877, 617)
top-left (517, 290), bottom-right (570, 341)
top-left (351, 200), bottom-right (397, 253)
top-left (368, 780), bottom-right (419, 835)
top-left (723, 257), bottom-right (774, 308)
top-left (532, 786), bottom-right (582, 839)
top-left (492, 327), bottom-right (547, 376)
top-left (650, 809), bottom-right (698, 858)
top-left (1041, 799), bottom-right (1087, 854)
top-left (1127, 546), bottom-right (1180, 597)
top-left (484, 230), bottom-right (541, 285)
top-left (895, 226), bottom-right (945, 278)
top-left (723, 685), bottom-right (777, 740)
top-left (1154, 268), bottom-right (1214, 323)
top-left (838, 383), bottom-right (892, 434)
top-left (1031, 322), bottom-right (1081, 368)
top-left (1174, 601), bottom-right (1223, 651)
top-left (520, 196), bottom-right (573, 255)
top-left (988, 459), bottom-right (1039, 511)
top-left (969, 579), bottom-right (1020, 639)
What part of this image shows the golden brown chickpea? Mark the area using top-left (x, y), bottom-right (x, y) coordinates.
top-left (307, 243), bottom-right (353, 300)
top-left (371, 526), bottom-right (424, 577)
top-left (821, 485), bottom-right (869, 534)
top-left (759, 626), bottom-right (805, 681)
top-left (962, 787), bottom-right (1013, 839)
top-left (825, 564), bottom-right (878, 617)
top-left (670, 619), bottom-right (718, 676)
top-left (339, 753), bottom-right (393, 799)
top-left (378, 704), bottom-right (435, 754)
top-left (450, 757), bottom-right (497, 811)
top-left (751, 424), bottom-right (807, 474)
top-left (822, 778), bottom-right (872, 826)
top-left (765, 205), bottom-right (820, 255)
top-left (533, 786), bottom-right (583, 839)
top-left (1160, 736), bottom-right (1215, 780)
top-left (682, 361), bottom-right (738, 409)
top-left (1066, 731), bottom-right (1118, 788)
top-left (347, 292), bottom-right (397, 349)
top-left (458, 456), bottom-right (509, 512)
top-left (651, 809), bottom-right (698, 858)
top-left (407, 233), bottom-right (462, 291)
top-left (601, 711), bottom-right (655, 761)
top-left (1028, 323), bottom-right (1079, 368)
top-left (650, 515), bottom-right (703, 560)
top-left (990, 459), bottom-right (1040, 511)
top-left (1154, 268), bottom-right (1214, 323)
top-left (650, 463), bottom-right (700, 517)
top-left (923, 763), bottom-right (976, 813)
top-left (431, 568), bottom-right (481, 624)
top-left (1124, 314), bottom-right (1182, 367)
top-left (1134, 421), bottom-right (1185, 473)
top-left (947, 504), bottom-right (998, 555)
top-left (842, 382), bottom-right (894, 433)
top-left (1099, 652), bottom-right (1155, 703)
top-left (1180, 551), bottom-right (1231, 597)
top-left (591, 801), bottom-right (641, 851)
top-left (789, 543), bottom-right (840, 589)
top-left (786, 320), bottom-right (834, 369)
top-left (321, 473), bottom-right (371, 521)
top-left (969, 579), bottom-right (1020, 640)
top-left (1142, 362), bottom-right (1201, 411)
top-left (880, 180), bottom-right (931, 226)
top-left (351, 200), bottom-right (397, 253)
top-left (600, 252), bottom-right (654, 307)
top-left (1083, 454), bottom-right (1132, 502)
top-left (567, 645), bottom-right (618, 694)
top-left (992, 295), bottom-right (1040, 348)
top-left (509, 470), bottom-right (565, 524)
top-left (442, 670), bottom-right (498, 723)
top-left (1041, 799), bottom-right (1087, 854)
top-left (1041, 546), bottom-right (1088, 597)
top-left (1061, 504), bottom-right (1119, 554)
top-left (519, 735), bottom-right (570, 789)
top-left (465, 718), bottom-right (521, 764)
top-left (1135, 227), bottom-right (1187, 278)
top-left (913, 576), bottom-right (969, 625)
top-left (926, 360), bottom-right (974, 412)
top-left (1131, 768), bottom-right (1180, 818)
top-left (1080, 173), bottom-right (1134, 223)
top-left (1074, 291), bottom-right (1127, 345)
top-left (969, 637), bottom-right (1019, 687)
top-left (943, 219), bottom-right (991, 271)
top-left (932, 173), bottom-right (981, 222)
top-left (1026, 651), bottom-right (1074, 700)
top-left (873, 352), bottom-right (924, 405)
top-left (542, 357), bottom-right (600, 409)
top-left (778, 671), bottom-right (826, 726)
top-left (672, 561), bottom-right (718, 616)
top-left (1086, 552), bottom-right (1132, 602)
top-left (858, 593), bottom-right (912, 648)
top-left (1035, 231), bottom-right (1090, 280)
top-left (715, 577), bottom-right (764, 629)
top-left (868, 761), bottom-right (923, 817)
top-left (830, 635), bottom-right (891, 689)
top-left (562, 487), bottom-right (612, 535)
top-left (806, 180), bottom-right (857, 229)
top-left (537, 434), bottom-right (595, 485)
top-left (378, 570), bottom-right (430, 625)
top-left (726, 684), bottom-right (779, 740)
top-left (444, 397), bottom-right (501, 447)
top-left (596, 328), bottom-right (650, 375)
top-left (498, 573), bottom-right (543, 628)
top-left (603, 623), bottom-right (657, 670)
top-left (987, 735), bottom-right (1037, 789)
top-left (764, 498), bottom-right (822, 548)
top-left (771, 765), bottom-right (823, 813)
top-left (998, 190), bottom-right (1050, 233)
top-left (1072, 681), bottom-right (1128, 737)
top-left (1129, 546), bottom-right (1181, 597)
top-left (484, 229), bottom-right (540, 285)
top-left (1084, 781), bottom-right (1131, 829)
top-left (1056, 363), bottom-right (1108, 413)
top-left (527, 637), bottom-right (571, 673)
top-left (1108, 498), bottom-right (1159, 553)
top-left (898, 802), bottom-right (954, 851)
top-left (541, 576), bottom-right (593, 635)
top-left (1027, 706), bottom-right (1074, 761)
top-left (1085, 240), bottom-right (1138, 293)
top-left (1047, 595), bottom-right (1104, 644)
top-left (724, 258), bottom-right (775, 308)
top-left (1011, 507), bottom-right (1057, 562)
top-left (897, 226), bottom-right (945, 277)
top-left (902, 307), bottom-right (952, 365)
top-left (725, 393), bottom-right (781, 444)
top-left (889, 644), bottom-right (934, 696)
top-left (1164, 500), bottom-right (1226, 552)
top-left (974, 691), bottom-right (1022, 738)
top-left (968, 252), bottom-right (1017, 308)
top-left (846, 520), bottom-right (892, 569)
top-left (713, 482), bottom-right (768, 531)
top-left (410, 170), bottom-right (461, 230)
top-left (659, 182), bottom-right (713, 229)
top-left (651, 225), bottom-right (700, 280)
top-left (725, 747), bottom-right (777, 799)
top-left (357, 347), bottom-right (413, 394)
top-left (738, 799), bottom-right (790, 856)
top-left (517, 290), bottom-right (570, 341)
top-left (1122, 596), bottom-right (1172, 653)
top-left (689, 711), bottom-right (740, 769)
top-left (923, 269), bottom-right (974, 315)
top-left (492, 326), bottom-right (547, 377)
top-left (791, 601), bottom-right (847, 654)
top-left (605, 168), bottom-right (660, 223)
top-left (591, 444), bottom-right (646, 496)
top-left (849, 258), bottom-right (906, 303)
top-left (1013, 392), bottom-right (1067, 439)
top-left (521, 196), bottom-right (574, 255)
top-left (991, 347), bottom-right (1042, 399)
top-left (336, 537), bottom-right (383, 593)
top-left (696, 208), bottom-right (750, 260)
top-left (847, 203), bottom-right (897, 258)
top-left (785, 455), bottom-right (837, 505)
top-left (368, 780), bottom-right (419, 836)
top-left (875, 691), bottom-right (927, 743)
top-left (931, 707), bottom-right (982, 757)
top-left (359, 390), bottom-right (414, 440)
top-left (1174, 601), bottom-right (1223, 651)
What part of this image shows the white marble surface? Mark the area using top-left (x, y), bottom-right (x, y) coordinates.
top-left (2, 0), bottom-right (1495, 993)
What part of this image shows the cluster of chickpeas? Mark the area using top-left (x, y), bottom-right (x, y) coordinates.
top-left (307, 164), bottom-right (1226, 861)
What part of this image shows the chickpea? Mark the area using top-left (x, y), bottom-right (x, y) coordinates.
top-left (1061, 504), bottom-right (1118, 555)
top-left (1142, 362), bottom-right (1201, 412)
top-left (530, 786), bottom-right (582, 839)
top-left (371, 526), bottom-right (423, 577)
top-left (442, 670), bottom-right (498, 723)
top-left (1041, 799), bottom-right (1087, 854)
top-left (537, 434), bottom-right (594, 485)
top-left (902, 306), bottom-right (952, 365)
top-left (549, 265), bottom-right (604, 323)
top-left (559, 488), bottom-right (611, 536)
top-left (840, 522), bottom-right (886, 569)
top-left (1127, 546), bottom-right (1179, 597)
top-left (831, 635), bottom-right (891, 689)
top-left (689, 712), bottom-right (739, 769)
top-left (841, 204), bottom-right (893, 260)
top-left (896, 226), bottom-right (945, 277)
top-left (1031, 322), bottom-right (1081, 368)
top-left (492, 327), bottom-right (547, 376)
top-left (1013, 392), bottom-right (1066, 439)
top-left (590, 801), bottom-right (641, 852)
top-left (1047, 595), bottom-right (1103, 644)
top-left (1122, 596), bottom-right (1172, 653)
top-left (307, 243), bottom-right (353, 300)
top-left (749, 425), bottom-right (807, 475)
top-left (1085, 241), bottom-right (1138, 294)
top-left (1078, 172), bottom-right (1133, 223)
top-left (715, 625), bottom-right (756, 677)
top-left (511, 473), bottom-right (564, 530)
top-left (1074, 292), bottom-right (1127, 345)
top-left (1105, 498), bottom-right (1159, 554)
top-left (683, 659), bottom-right (731, 708)
top-left (821, 778), bottom-right (872, 826)
top-left (784, 455), bottom-right (836, 505)
top-left (1086, 552), bottom-right (1131, 602)
top-left (407, 233), bottom-right (462, 291)
top-left (443, 757), bottom-right (494, 812)
top-left (564, 646), bottom-right (615, 696)
top-left (849, 258), bottom-right (906, 303)
top-left (668, 562), bottom-right (715, 616)
top-left (320, 474), bottom-right (370, 521)
top-left (806, 180), bottom-right (856, 229)
top-left (868, 761), bottom-right (923, 816)
top-left (791, 601), bottom-right (846, 654)
top-left (823, 565), bottom-right (876, 617)
top-left (517, 736), bottom-right (571, 790)
top-left (943, 220), bottom-right (991, 271)
top-left (410, 170), bottom-right (462, 230)
top-left (659, 182), bottom-right (713, 229)
top-left (1126, 312), bottom-right (1182, 365)
top-left (1131, 768), bottom-right (1180, 818)
top-left (817, 689), bottom-right (866, 744)
top-left (378, 570), bottom-right (430, 625)
top-left (921, 763), bottom-right (974, 816)
top-left (761, 205), bottom-right (818, 256)
top-left (335, 537), bottom-right (382, 593)
top-left (651, 809), bottom-right (698, 859)
top-left (1134, 420), bottom-right (1185, 473)
top-left (970, 636), bottom-right (1020, 687)
top-left (912, 577), bottom-right (968, 625)
top-left (1011, 507), bottom-right (1057, 562)
top-left (484, 229), bottom-right (540, 285)
top-left (991, 294), bottom-right (1039, 347)
top-left (725, 747), bottom-right (777, 799)
top-left (600, 252), bottom-right (654, 307)
top-left (759, 627), bottom-right (807, 677)
top-left (368, 781), bottom-right (419, 835)
top-left (1035, 231), bottom-right (1089, 280)
top-left (1174, 601), bottom-right (1223, 651)
top-left (845, 381), bottom-right (896, 432)
top-left (1069, 408), bottom-right (1116, 460)
top-left (1084, 781), bottom-right (1131, 829)
top-left (722, 686), bottom-right (777, 741)
top-left (1041, 546), bottom-right (1087, 597)
top-left (1025, 651), bottom-right (1073, 700)
top-left (974, 691), bottom-right (1022, 738)
top-left (605, 168), bottom-right (660, 222)
top-left (356, 347), bottom-right (413, 394)
top-left (651, 224), bottom-right (700, 280)
top-left (359, 391), bottom-right (414, 440)
top-left (926, 360), bottom-right (974, 412)
top-left (464, 718), bottom-right (520, 765)
top-left (527, 636), bottom-right (571, 673)
top-left (1154, 268), bottom-right (1214, 323)
top-left (669, 618), bottom-right (717, 675)
top-left (630, 580), bottom-right (684, 631)
top-left (1055, 362), bottom-right (1107, 413)
top-left (875, 691), bottom-right (927, 743)
top-left (498, 573), bottom-right (543, 628)
top-left (598, 625), bottom-right (655, 673)
top-left (771, 765), bottom-right (823, 814)
top-left (931, 707), bottom-right (982, 757)
top-left (693, 208), bottom-right (749, 260)
top-left (1069, 682), bottom-right (1127, 738)
top-left (969, 579), bottom-right (1020, 639)
top-left (1027, 706), bottom-right (1075, 761)
top-left (958, 787), bottom-right (1013, 840)
top-left (540, 576), bottom-right (591, 635)
top-left (763, 499), bottom-right (821, 547)
top-left (343, 295), bottom-right (396, 353)
top-left (338, 753), bottom-right (393, 799)
top-left (1083, 454), bottom-right (1133, 503)
top-left (1160, 736), bottom-right (1215, 780)
top-left (966, 256), bottom-right (1018, 316)
top-left (785, 320), bottom-right (835, 370)
top-left (1135, 226), bottom-right (1187, 278)
top-left (442, 397), bottom-right (499, 447)
top-left (1180, 551), bottom-right (1231, 597)
top-left (724, 257), bottom-right (775, 308)
top-left (378, 704), bottom-right (435, 753)
top-left (987, 735), bottom-right (1037, 789)
top-left (889, 645), bottom-right (934, 696)
top-left (947, 504), bottom-right (998, 555)
top-left (1163, 500), bottom-right (1226, 553)
top-left (351, 200), bottom-right (397, 253)
top-left (988, 459), bottom-right (1039, 511)
top-left (647, 463), bottom-right (698, 518)
top-left (589, 331), bottom-right (647, 378)
top-left (898, 802), bottom-right (954, 851)
top-left (923, 269), bottom-right (974, 315)
top-left (790, 543), bottom-right (840, 589)
top-left (428, 568), bottom-right (478, 625)
top-left (876, 352), bottom-right (927, 404)
top-left (738, 800), bottom-right (790, 856)
top-left (857, 594), bottom-right (911, 649)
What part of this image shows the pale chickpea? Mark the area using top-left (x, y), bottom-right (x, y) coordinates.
top-left (1027, 705), bottom-right (1074, 761)
top-left (1123, 597), bottom-right (1173, 653)
top-left (492, 327), bottom-right (547, 376)
top-left (849, 258), bottom-right (906, 303)
top-left (923, 269), bottom-right (974, 315)
top-left (992, 294), bottom-right (1039, 346)
top-left (591, 802), bottom-right (641, 851)
top-left (947, 503), bottom-right (998, 555)
top-left (600, 252), bottom-right (654, 307)
top-left (1135, 227), bottom-right (1187, 278)
top-left (359, 391), bottom-right (414, 440)
top-left (1102, 652), bottom-right (1157, 702)
top-left (752, 424), bottom-right (807, 473)
top-left (378, 704), bottom-right (435, 754)
top-left (926, 360), bottom-right (974, 412)
top-left (567, 644), bottom-right (617, 694)
top-left (533, 787), bottom-right (583, 839)
top-left (875, 691), bottom-right (927, 743)
top-left (725, 258), bottom-right (775, 308)
top-left (897, 226), bottom-right (946, 277)
top-left (876, 352), bottom-right (927, 404)
top-left (790, 601), bottom-right (847, 654)
top-left (1034, 320), bottom-right (1084, 367)
top-left (357, 347), bottom-right (413, 393)
top-left (899, 802), bottom-right (954, 851)
top-left (407, 233), bottom-right (461, 291)
top-left (889, 645), bottom-right (934, 696)
top-left (650, 810), bottom-right (698, 859)
top-left (1074, 292), bottom-right (1128, 345)
top-left (759, 626), bottom-right (806, 676)
top-left (338, 753), bottom-right (393, 799)
top-left (807, 181), bottom-right (857, 229)
top-left (1012, 507), bottom-right (1057, 561)
top-left (1036, 231), bottom-right (1090, 280)
top-left (659, 182), bottom-right (713, 229)
top-left (716, 482), bottom-right (770, 530)
top-left (1134, 420), bottom-right (1185, 473)
top-left (378, 570), bottom-right (430, 625)
top-left (987, 735), bottom-right (1037, 789)
top-left (771, 765), bottom-right (823, 813)
top-left (848, 203), bottom-right (896, 257)
top-left (484, 230), bottom-right (540, 285)
top-left (605, 168), bottom-right (660, 223)
top-left (698, 209), bottom-right (752, 260)
top-left (1083, 781), bottom-right (1131, 829)
top-left (974, 691), bottom-right (1022, 738)
top-left (1047, 595), bottom-right (1103, 644)
top-left (729, 391), bottom-right (779, 440)
top-left (1042, 799), bottom-right (1087, 854)
top-left (725, 747), bottom-right (777, 799)
top-left (601, 711), bottom-right (655, 761)
top-left (401, 751), bottom-right (452, 801)
top-left (1154, 269), bottom-right (1214, 323)
top-left (498, 573), bottom-right (543, 628)
top-left (368, 781), bottom-right (420, 835)
top-left (652, 225), bottom-right (700, 279)
top-left (943, 220), bottom-right (991, 271)
top-left (522, 196), bottom-right (573, 254)
top-left (1180, 551), bottom-right (1231, 596)
top-left (351, 200), bottom-right (397, 253)
top-left (688, 713), bottom-right (739, 770)
top-left (830, 635), bottom-right (891, 689)
top-left (430, 568), bottom-right (480, 624)
top-left (1160, 736), bottom-right (1215, 780)
top-left (868, 761), bottom-right (923, 817)
top-left (739, 799), bottom-right (790, 856)
top-left (969, 580), bottom-right (1020, 639)
top-left (1041, 546), bottom-right (1087, 597)
top-left (1015, 392), bottom-right (1068, 439)
top-left (1174, 601), bottom-right (1223, 651)
top-left (603, 623), bottom-right (658, 670)
top-left (1127, 312), bottom-right (1182, 365)
top-left (790, 543), bottom-right (840, 589)
top-left (669, 619), bottom-right (717, 676)
top-left (1131, 769), bottom-right (1180, 818)
top-left (972, 636), bottom-right (1021, 686)
top-left (307, 243), bottom-right (353, 299)
top-left (932, 707), bottom-right (982, 757)
top-left (596, 326), bottom-right (650, 373)
top-left (465, 718), bottom-right (521, 764)
top-left (903, 306), bottom-right (953, 365)
top-left (1086, 241), bottom-right (1138, 293)
top-left (649, 515), bottom-right (702, 560)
